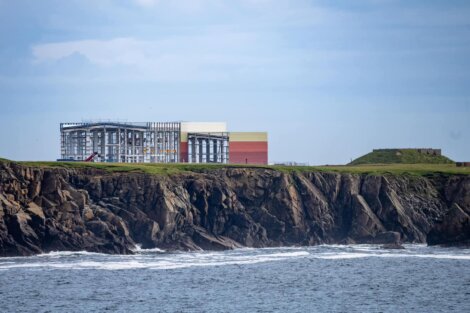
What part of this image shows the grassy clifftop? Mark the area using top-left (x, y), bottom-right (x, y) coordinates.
top-left (2, 154), bottom-right (467, 177)
top-left (349, 149), bottom-right (454, 166)
top-left (13, 160), bottom-right (470, 176)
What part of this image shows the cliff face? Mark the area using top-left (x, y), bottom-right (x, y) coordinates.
top-left (1, 161), bottom-right (469, 256)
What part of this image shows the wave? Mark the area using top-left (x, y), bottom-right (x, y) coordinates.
top-left (0, 250), bottom-right (107, 261)
top-left (0, 250), bottom-right (310, 271)
top-left (0, 245), bottom-right (468, 271)
top-left (37, 251), bottom-right (107, 258)
top-left (132, 244), bottom-right (166, 253)
top-left (313, 253), bottom-right (470, 260)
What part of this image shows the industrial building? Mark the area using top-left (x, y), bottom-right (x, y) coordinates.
top-left (59, 122), bottom-right (268, 165)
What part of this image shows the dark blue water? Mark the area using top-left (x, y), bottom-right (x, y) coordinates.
top-left (1, 245), bottom-right (469, 313)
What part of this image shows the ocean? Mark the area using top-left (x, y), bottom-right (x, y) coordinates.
top-left (0, 245), bottom-right (469, 313)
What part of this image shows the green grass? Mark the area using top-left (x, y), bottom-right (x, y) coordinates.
top-left (313, 163), bottom-right (470, 176)
top-left (19, 161), bottom-right (271, 176)
top-left (349, 149), bottom-right (454, 166)
top-left (14, 161), bottom-right (470, 177)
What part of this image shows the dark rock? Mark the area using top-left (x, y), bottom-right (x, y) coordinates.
top-left (381, 243), bottom-right (405, 250)
top-left (427, 203), bottom-right (470, 246)
top-left (370, 231), bottom-right (402, 245)
top-left (1, 159), bottom-right (469, 256)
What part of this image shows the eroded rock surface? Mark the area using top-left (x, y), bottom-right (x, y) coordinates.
top-left (0, 160), bottom-right (469, 256)
top-left (427, 203), bottom-right (470, 246)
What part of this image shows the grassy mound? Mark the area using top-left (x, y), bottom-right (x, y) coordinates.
top-left (349, 149), bottom-right (454, 166)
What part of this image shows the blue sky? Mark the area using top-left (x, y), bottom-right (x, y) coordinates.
top-left (0, 0), bottom-right (469, 164)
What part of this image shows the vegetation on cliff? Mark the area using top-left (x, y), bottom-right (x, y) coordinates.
top-left (18, 161), bottom-right (470, 177)
top-left (349, 149), bottom-right (454, 166)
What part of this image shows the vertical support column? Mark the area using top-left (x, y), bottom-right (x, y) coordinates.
top-left (60, 128), bottom-right (64, 159)
top-left (94, 131), bottom-right (97, 162)
top-left (132, 130), bottom-right (135, 163)
top-left (190, 137), bottom-right (195, 163)
top-left (197, 138), bottom-right (202, 163)
top-left (88, 128), bottom-right (93, 159)
top-left (213, 139), bottom-right (218, 163)
top-left (72, 131), bottom-right (77, 160)
top-left (73, 130), bottom-right (78, 160)
top-left (167, 129), bottom-right (171, 163)
top-left (124, 129), bottom-right (128, 163)
top-left (205, 138), bottom-right (211, 163)
top-left (117, 127), bottom-right (121, 162)
top-left (222, 136), bottom-right (229, 164)
top-left (103, 127), bottom-right (107, 162)
top-left (192, 137), bottom-right (196, 163)
top-left (176, 123), bottom-right (180, 163)
top-left (208, 140), bottom-right (213, 162)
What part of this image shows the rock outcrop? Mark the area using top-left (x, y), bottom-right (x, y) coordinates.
top-left (0, 160), bottom-right (469, 256)
top-left (427, 203), bottom-right (470, 246)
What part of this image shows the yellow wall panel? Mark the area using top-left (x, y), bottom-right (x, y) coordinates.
top-left (229, 132), bottom-right (268, 142)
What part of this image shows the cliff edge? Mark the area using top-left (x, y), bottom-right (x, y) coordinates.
top-left (1, 160), bottom-right (469, 256)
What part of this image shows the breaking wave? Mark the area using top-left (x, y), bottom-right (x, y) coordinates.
top-left (0, 245), bottom-right (468, 271)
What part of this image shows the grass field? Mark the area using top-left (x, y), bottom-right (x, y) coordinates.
top-left (13, 160), bottom-right (470, 176)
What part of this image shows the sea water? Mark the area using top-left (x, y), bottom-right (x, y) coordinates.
top-left (0, 245), bottom-right (469, 312)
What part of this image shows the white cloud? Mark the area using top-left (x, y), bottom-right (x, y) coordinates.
top-left (30, 1), bottom-right (463, 84)
top-left (30, 32), bottom-right (288, 82)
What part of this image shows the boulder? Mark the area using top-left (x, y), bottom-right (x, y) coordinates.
top-left (370, 231), bottom-right (402, 245)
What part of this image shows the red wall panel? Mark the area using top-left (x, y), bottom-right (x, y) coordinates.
top-left (230, 142), bottom-right (268, 152)
top-left (180, 141), bottom-right (268, 164)
top-left (180, 141), bottom-right (188, 163)
top-left (230, 142), bottom-right (268, 165)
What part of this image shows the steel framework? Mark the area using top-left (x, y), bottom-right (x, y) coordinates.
top-left (60, 122), bottom-right (181, 163)
top-left (187, 132), bottom-right (229, 164)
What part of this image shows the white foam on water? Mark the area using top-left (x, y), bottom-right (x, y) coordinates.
top-left (0, 250), bottom-right (311, 270)
top-left (1, 245), bottom-right (468, 271)
top-left (0, 263), bottom-right (49, 269)
top-left (314, 253), bottom-right (371, 260)
top-left (312, 252), bottom-right (470, 260)
top-left (132, 244), bottom-right (166, 253)
top-left (381, 253), bottom-right (470, 260)
top-left (146, 251), bottom-right (311, 270)
top-left (424, 254), bottom-right (464, 259)
top-left (37, 251), bottom-right (106, 258)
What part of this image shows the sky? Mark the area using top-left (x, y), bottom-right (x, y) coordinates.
top-left (0, 0), bottom-right (469, 164)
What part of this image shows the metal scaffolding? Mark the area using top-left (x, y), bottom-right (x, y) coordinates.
top-left (148, 122), bottom-right (181, 163)
top-left (60, 122), bottom-right (181, 163)
top-left (187, 132), bottom-right (229, 164)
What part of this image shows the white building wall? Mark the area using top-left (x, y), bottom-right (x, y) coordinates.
top-left (180, 122), bottom-right (227, 133)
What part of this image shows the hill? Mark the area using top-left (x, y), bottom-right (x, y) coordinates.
top-left (349, 149), bottom-right (454, 166)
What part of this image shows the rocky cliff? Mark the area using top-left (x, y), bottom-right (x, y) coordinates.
top-left (1, 160), bottom-right (469, 256)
